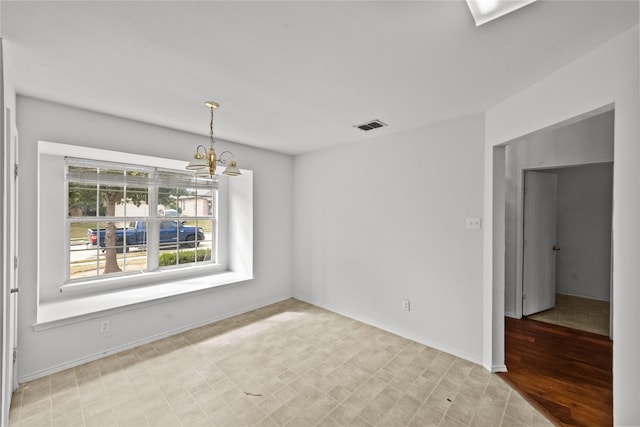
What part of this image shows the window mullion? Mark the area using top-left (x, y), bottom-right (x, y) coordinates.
top-left (146, 171), bottom-right (160, 271)
top-left (212, 188), bottom-right (219, 264)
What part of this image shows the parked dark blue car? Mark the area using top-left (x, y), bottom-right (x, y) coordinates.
top-left (88, 220), bottom-right (205, 252)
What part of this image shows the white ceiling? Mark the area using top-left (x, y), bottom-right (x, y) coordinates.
top-left (2, 1), bottom-right (638, 155)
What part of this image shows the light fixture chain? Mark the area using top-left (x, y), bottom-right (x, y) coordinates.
top-left (209, 106), bottom-right (214, 144)
top-left (186, 101), bottom-right (240, 177)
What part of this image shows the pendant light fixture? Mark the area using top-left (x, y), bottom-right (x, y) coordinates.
top-left (186, 101), bottom-right (241, 177)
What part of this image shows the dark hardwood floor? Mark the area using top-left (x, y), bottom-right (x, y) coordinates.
top-left (498, 317), bottom-right (612, 427)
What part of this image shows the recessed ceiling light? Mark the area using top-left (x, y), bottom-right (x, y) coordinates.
top-left (466, 0), bottom-right (538, 26)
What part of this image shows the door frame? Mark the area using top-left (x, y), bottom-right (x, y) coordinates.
top-left (0, 86), bottom-right (5, 427)
top-left (9, 113), bottom-right (18, 391)
top-left (514, 161), bottom-right (612, 320)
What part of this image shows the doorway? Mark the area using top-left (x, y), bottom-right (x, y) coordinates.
top-left (498, 108), bottom-right (615, 424)
top-left (523, 163), bottom-right (613, 337)
top-left (503, 109), bottom-right (614, 322)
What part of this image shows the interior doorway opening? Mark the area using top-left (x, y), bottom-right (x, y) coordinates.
top-left (503, 108), bottom-right (614, 324)
top-left (495, 106), bottom-right (615, 425)
top-left (523, 163), bottom-right (613, 338)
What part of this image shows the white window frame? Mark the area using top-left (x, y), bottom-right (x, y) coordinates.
top-left (64, 158), bottom-right (221, 287)
top-left (35, 141), bottom-right (253, 328)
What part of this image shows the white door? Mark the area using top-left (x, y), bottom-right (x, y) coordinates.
top-left (523, 171), bottom-right (559, 316)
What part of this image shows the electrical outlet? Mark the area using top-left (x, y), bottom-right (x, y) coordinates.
top-left (402, 299), bottom-right (410, 311)
top-left (100, 320), bottom-right (111, 334)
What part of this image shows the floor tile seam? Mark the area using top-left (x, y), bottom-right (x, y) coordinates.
top-left (381, 396), bottom-right (430, 426)
top-left (21, 385), bottom-right (52, 403)
top-left (197, 397), bottom-right (238, 425)
top-left (165, 394), bottom-right (215, 426)
top-left (16, 397), bottom-right (53, 423)
top-left (493, 388), bottom-right (512, 427)
top-left (373, 371), bottom-right (441, 423)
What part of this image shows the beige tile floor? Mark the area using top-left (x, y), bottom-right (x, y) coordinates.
top-left (527, 293), bottom-right (610, 336)
top-left (9, 298), bottom-right (553, 427)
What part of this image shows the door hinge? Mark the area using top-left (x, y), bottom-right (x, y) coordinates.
top-left (14, 255), bottom-right (18, 270)
top-left (14, 163), bottom-right (18, 178)
top-left (13, 347), bottom-right (18, 363)
top-left (522, 293), bottom-right (527, 300)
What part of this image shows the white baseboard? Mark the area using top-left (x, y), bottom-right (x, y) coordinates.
top-left (292, 294), bottom-right (483, 368)
top-left (556, 291), bottom-right (610, 302)
top-left (18, 294), bottom-right (292, 383)
top-left (484, 363), bottom-right (508, 373)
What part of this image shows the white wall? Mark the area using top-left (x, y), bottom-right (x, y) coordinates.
top-left (485, 25), bottom-right (639, 425)
top-left (504, 111), bottom-right (614, 316)
top-left (16, 96), bottom-right (294, 380)
top-left (293, 114), bottom-right (485, 363)
top-left (552, 163), bottom-right (613, 301)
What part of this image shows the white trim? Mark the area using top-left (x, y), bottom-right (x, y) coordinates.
top-left (514, 159), bottom-right (613, 319)
top-left (35, 271), bottom-right (255, 329)
top-left (36, 140), bottom-right (253, 322)
top-left (63, 155), bottom-right (220, 286)
top-left (556, 291), bottom-right (610, 303)
top-left (59, 257), bottom-right (227, 296)
top-left (293, 294), bottom-right (483, 368)
top-left (39, 140), bottom-right (187, 171)
top-left (21, 295), bottom-right (292, 382)
top-left (484, 363), bottom-right (508, 373)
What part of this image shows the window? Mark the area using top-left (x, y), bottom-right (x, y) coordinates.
top-left (36, 141), bottom-right (253, 326)
top-left (66, 158), bottom-right (218, 282)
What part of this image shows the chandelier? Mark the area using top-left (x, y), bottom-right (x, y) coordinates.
top-left (186, 101), bottom-right (241, 177)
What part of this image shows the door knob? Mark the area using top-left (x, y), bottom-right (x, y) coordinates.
top-left (552, 245), bottom-right (561, 251)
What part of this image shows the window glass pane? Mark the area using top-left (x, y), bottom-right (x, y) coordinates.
top-left (158, 186), bottom-right (214, 218)
top-left (69, 221), bottom-right (148, 280)
top-left (99, 187), bottom-right (150, 218)
top-left (157, 169), bottom-right (215, 218)
top-left (68, 182), bottom-right (99, 217)
top-left (158, 247), bottom-right (212, 268)
top-left (122, 170), bottom-right (150, 217)
top-left (158, 220), bottom-right (179, 250)
top-left (182, 219), bottom-right (214, 255)
top-left (157, 186), bottom-right (181, 217)
top-left (157, 219), bottom-right (212, 268)
top-left (98, 185), bottom-right (125, 217)
top-left (118, 186), bottom-right (149, 218)
top-left (177, 190), bottom-right (214, 217)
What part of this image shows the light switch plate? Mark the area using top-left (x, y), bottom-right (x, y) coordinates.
top-left (466, 217), bottom-right (481, 230)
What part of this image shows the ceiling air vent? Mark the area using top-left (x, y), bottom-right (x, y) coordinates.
top-left (355, 119), bottom-right (387, 131)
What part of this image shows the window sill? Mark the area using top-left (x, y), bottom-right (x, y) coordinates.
top-left (34, 271), bottom-right (254, 331)
top-left (59, 263), bottom-right (229, 296)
